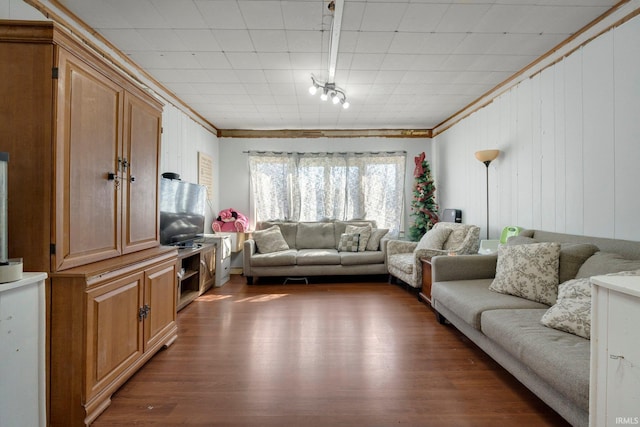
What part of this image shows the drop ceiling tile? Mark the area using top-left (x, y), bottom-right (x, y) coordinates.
top-left (346, 71), bottom-right (378, 85)
top-left (98, 29), bottom-right (153, 51)
top-left (193, 52), bottom-right (232, 69)
top-left (290, 53), bottom-right (323, 70)
top-left (149, 68), bottom-right (211, 83)
top-left (342, 2), bottom-right (366, 31)
top-left (110, 0), bottom-right (167, 29)
top-left (259, 53), bottom-right (292, 70)
top-left (350, 53), bottom-right (385, 70)
top-left (380, 54), bottom-right (417, 70)
top-left (354, 32), bottom-right (395, 53)
top-left (207, 69), bottom-right (242, 83)
top-left (360, 2), bottom-right (409, 32)
top-left (225, 52), bottom-right (261, 70)
top-left (436, 3), bottom-right (493, 32)
top-left (137, 29), bottom-right (187, 51)
top-left (174, 29), bottom-right (222, 52)
top-left (250, 30), bottom-right (289, 52)
top-left (419, 33), bottom-right (468, 54)
top-left (59, 0), bottom-right (129, 28)
top-left (398, 3), bottom-right (449, 32)
top-left (238, 1), bottom-right (284, 30)
top-left (410, 54), bottom-right (449, 71)
top-left (195, 0), bottom-right (245, 29)
top-left (234, 70), bottom-right (268, 83)
top-left (150, 0), bottom-right (207, 28)
top-left (244, 84), bottom-right (273, 95)
top-left (286, 30), bottom-right (323, 53)
top-left (388, 33), bottom-right (430, 54)
top-left (159, 52), bottom-right (202, 69)
top-left (128, 51), bottom-right (172, 69)
top-left (213, 30), bottom-right (255, 52)
top-left (264, 69), bottom-right (294, 84)
top-left (282, 1), bottom-right (323, 31)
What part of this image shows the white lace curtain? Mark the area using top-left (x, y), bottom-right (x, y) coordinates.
top-left (248, 151), bottom-right (406, 234)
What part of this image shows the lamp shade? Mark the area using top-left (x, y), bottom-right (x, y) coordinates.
top-left (475, 149), bottom-right (500, 163)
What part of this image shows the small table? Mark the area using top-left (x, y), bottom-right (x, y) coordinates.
top-left (418, 257), bottom-right (433, 306)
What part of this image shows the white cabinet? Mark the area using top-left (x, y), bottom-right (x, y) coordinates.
top-left (590, 275), bottom-right (640, 427)
top-left (213, 235), bottom-right (231, 287)
top-left (0, 272), bottom-right (47, 427)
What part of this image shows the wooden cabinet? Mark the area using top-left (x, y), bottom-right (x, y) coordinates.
top-left (0, 21), bottom-right (162, 274)
top-left (0, 21), bottom-right (171, 427)
top-left (50, 247), bottom-right (178, 426)
top-left (590, 275), bottom-right (640, 427)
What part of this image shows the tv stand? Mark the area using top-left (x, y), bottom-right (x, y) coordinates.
top-left (176, 243), bottom-right (215, 311)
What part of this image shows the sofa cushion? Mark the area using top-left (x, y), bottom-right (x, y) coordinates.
top-left (252, 225), bottom-right (290, 254)
top-left (338, 233), bottom-right (360, 252)
top-left (575, 251), bottom-right (640, 278)
top-left (334, 220), bottom-right (376, 245)
top-left (366, 228), bottom-right (389, 251)
top-left (387, 253), bottom-right (414, 275)
top-left (481, 308), bottom-right (590, 412)
top-left (340, 251), bottom-right (385, 266)
top-left (250, 249), bottom-right (298, 267)
top-left (432, 279), bottom-right (548, 330)
top-left (296, 249), bottom-right (341, 265)
top-left (541, 277), bottom-right (591, 339)
top-left (490, 242), bottom-right (560, 305)
top-left (296, 222), bottom-right (336, 249)
top-left (417, 227), bottom-right (452, 250)
top-left (346, 224), bottom-right (372, 251)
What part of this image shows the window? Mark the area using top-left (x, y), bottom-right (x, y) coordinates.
top-left (249, 151), bottom-right (406, 234)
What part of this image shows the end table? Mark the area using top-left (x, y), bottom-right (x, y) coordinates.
top-left (419, 257), bottom-right (433, 306)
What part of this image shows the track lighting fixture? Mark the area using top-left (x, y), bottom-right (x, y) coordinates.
top-left (309, 76), bottom-right (349, 109)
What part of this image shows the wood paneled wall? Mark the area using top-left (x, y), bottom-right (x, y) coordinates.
top-left (435, 14), bottom-right (640, 242)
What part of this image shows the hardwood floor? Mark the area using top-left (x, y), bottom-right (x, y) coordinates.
top-left (92, 275), bottom-right (570, 426)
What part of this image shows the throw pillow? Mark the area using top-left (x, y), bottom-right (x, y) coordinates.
top-left (338, 233), bottom-right (360, 252)
top-left (416, 227), bottom-right (452, 250)
top-left (489, 242), bottom-right (561, 306)
top-left (540, 277), bottom-right (592, 339)
top-left (541, 268), bottom-right (640, 339)
top-left (366, 228), bottom-right (389, 251)
top-left (346, 224), bottom-right (372, 252)
top-left (506, 237), bottom-right (598, 283)
top-left (442, 226), bottom-right (467, 250)
top-left (252, 225), bottom-right (290, 254)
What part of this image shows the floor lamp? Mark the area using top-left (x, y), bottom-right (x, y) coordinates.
top-left (475, 149), bottom-right (500, 240)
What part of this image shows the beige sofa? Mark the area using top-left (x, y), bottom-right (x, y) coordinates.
top-left (243, 220), bottom-right (389, 284)
top-left (430, 230), bottom-right (640, 427)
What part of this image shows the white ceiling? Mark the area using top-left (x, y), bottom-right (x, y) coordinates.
top-left (55, 0), bottom-right (618, 131)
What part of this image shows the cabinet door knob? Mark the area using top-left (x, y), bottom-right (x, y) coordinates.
top-left (130, 175), bottom-right (136, 182)
top-left (107, 172), bottom-right (116, 180)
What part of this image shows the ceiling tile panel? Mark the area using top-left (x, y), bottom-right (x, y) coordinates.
top-left (51, 0), bottom-right (621, 130)
top-left (195, 0), bottom-right (246, 29)
top-left (238, 1), bottom-right (284, 30)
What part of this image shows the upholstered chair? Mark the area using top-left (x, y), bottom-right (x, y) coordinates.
top-left (386, 222), bottom-right (481, 289)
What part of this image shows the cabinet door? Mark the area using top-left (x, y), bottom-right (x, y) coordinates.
top-left (122, 92), bottom-right (162, 254)
top-left (85, 272), bottom-right (144, 401)
top-left (201, 245), bottom-right (216, 292)
top-left (54, 48), bottom-right (123, 271)
top-left (144, 260), bottom-right (177, 350)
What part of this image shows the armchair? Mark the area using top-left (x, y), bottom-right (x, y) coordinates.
top-left (386, 222), bottom-right (481, 289)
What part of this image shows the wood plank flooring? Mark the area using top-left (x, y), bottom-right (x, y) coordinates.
top-left (92, 275), bottom-right (570, 426)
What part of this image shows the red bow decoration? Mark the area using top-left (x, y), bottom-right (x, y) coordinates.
top-left (414, 152), bottom-right (425, 177)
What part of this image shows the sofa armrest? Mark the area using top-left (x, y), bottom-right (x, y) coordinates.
top-left (387, 239), bottom-right (418, 256)
top-left (431, 254), bottom-right (497, 282)
top-left (243, 239), bottom-right (257, 276)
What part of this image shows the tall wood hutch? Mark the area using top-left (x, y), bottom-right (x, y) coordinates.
top-left (0, 20), bottom-right (178, 426)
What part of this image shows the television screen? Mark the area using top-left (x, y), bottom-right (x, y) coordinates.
top-left (159, 178), bottom-right (207, 246)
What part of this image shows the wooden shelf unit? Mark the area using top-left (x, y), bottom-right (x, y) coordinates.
top-left (176, 243), bottom-right (216, 311)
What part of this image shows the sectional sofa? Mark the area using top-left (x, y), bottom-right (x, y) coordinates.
top-left (243, 220), bottom-right (389, 284)
top-left (430, 230), bottom-right (640, 427)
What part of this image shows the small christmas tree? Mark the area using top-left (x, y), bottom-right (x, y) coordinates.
top-left (408, 152), bottom-right (439, 241)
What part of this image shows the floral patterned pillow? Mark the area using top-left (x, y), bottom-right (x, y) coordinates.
top-left (489, 242), bottom-right (561, 306)
top-left (345, 224), bottom-right (371, 252)
top-left (541, 269), bottom-right (640, 339)
top-left (416, 227), bottom-right (452, 250)
top-left (540, 277), bottom-right (592, 339)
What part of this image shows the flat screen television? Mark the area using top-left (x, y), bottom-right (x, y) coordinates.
top-left (159, 178), bottom-right (207, 246)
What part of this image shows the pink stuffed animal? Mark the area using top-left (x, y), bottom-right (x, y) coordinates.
top-left (212, 208), bottom-right (248, 232)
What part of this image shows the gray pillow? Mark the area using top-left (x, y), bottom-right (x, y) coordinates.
top-left (366, 228), bottom-right (389, 251)
top-left (417, 227), bottom-right (452, 250)
top-left (575, 252), bottom-right (640, 278)
top-left (252, 225), bottom-right (290, 254)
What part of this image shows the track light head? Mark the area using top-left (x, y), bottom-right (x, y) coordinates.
top-left (308, 75), bottom-right (349, 108)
